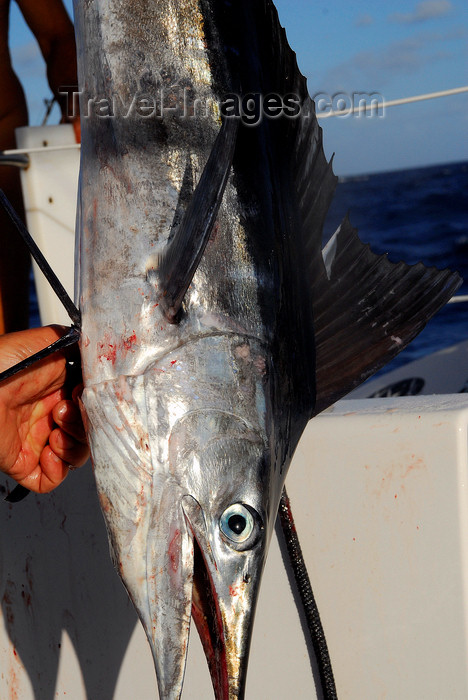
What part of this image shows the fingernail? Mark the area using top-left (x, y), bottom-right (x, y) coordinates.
top-left (56, 404), bottom-right (68, 420)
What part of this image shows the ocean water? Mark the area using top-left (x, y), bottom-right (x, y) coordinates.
top-left (30, 160), bottom-right (468, 372)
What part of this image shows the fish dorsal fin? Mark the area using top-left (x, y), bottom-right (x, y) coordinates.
top-left (158, 117), bottom-right (238, 323)
top-left (225, 1), bottom-right (462, 420)
top-left (312, 218), bottom-right (461, 415)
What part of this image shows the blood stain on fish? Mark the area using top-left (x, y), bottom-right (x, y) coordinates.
top-left (169, 530), bottom-right (182, 573)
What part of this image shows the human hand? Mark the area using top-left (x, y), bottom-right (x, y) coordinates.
top-left (0, 326), bottom-right (88, 494)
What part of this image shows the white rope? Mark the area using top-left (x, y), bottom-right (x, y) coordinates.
top-left (2, 143), bottom-right (81, 155)
top-left (318, 86), bottom-right (468, 118)
top-left (0, 86), bottom-right (466, 153)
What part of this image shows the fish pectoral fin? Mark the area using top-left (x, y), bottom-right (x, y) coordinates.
top-left (158, 117), bottom-right (238, 323)
top-left (312, 217), bottom-right (462, 414)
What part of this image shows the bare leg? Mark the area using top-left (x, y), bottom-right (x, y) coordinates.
top-left (0, 89), bottom-right (30, 333)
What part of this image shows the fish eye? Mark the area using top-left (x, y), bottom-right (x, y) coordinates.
top-left (219, 503), bottom-right (261, 549)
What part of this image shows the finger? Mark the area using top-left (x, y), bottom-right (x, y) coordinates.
top-left (0, 326), bottom-right (69, 405)
top-left (24, 390), bottom-right (64, 456)
top-left (28, 388), bottom-right (65, 428)
top-left (39, 446), bottom-right (70, 492)
top-left (49, 427), bottom-right (89, 468)
top-left (71, 382), bottom-right (84, 403)
top-left (17, 446), bottom-right (69, 494)
top-left (52, 399), bottom-right (87, 443)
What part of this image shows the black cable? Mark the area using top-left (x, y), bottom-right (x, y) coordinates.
top-left (0, 188), bottom-right (81, 326)
top-left (0, 326), bottom-right (80, 383)
top-left (278, 487), bottom-right (338, 700)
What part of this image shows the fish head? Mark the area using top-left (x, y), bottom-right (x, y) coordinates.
top-left (168, 409), bottom-right (273, 699)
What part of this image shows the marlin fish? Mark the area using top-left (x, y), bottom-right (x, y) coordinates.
top-left (0, 0), bottom-right (460, 698)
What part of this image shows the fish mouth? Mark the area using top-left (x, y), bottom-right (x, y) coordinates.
top-left (192, 536), bottom-right (230, 698)
top-left (183, 495), bottom-right (259, 700)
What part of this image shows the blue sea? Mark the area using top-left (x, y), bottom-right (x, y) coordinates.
top-left (30, 159), bottom-right (468, 372)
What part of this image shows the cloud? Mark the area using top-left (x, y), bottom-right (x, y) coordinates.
top-left (389, 1), bottom-right (453, 25)
top-left (355, 14), bottom-right (374, 28)
top-left (315, 28), bottom-right (465, 93)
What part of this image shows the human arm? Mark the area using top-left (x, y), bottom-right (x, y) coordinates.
top-left (15, 0), bottom-right (78, 123)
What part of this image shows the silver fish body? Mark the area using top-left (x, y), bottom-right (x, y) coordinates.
top-left (74, 2), bottom-right (287, 697)
top-left (73, 1), bottom-right (461, 698)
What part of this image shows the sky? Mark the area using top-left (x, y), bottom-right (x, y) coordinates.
top-left (8, 0), bottom-right (468, 176)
